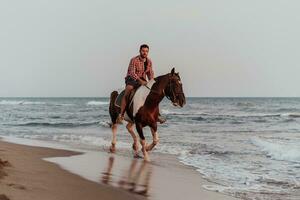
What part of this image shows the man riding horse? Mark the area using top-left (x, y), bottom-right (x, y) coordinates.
top-left (109, 44), bottom-right (186, 161)
top-left (117, 44), bottom-right (165, 124)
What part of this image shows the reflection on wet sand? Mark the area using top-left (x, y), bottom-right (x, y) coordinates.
top-left (101, 156), bottom-right (152, 197)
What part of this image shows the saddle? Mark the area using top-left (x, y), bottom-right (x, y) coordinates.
top-left (114, 88), bottom-right (138, 108)
top-left (114, 79), bottom-right (156, 123)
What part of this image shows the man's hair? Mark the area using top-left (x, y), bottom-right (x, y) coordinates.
top-left (140, 44), bottom-right (149, 50)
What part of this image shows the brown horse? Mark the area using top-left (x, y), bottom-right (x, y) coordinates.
top-left (109, 68), bottom-right (186, 161)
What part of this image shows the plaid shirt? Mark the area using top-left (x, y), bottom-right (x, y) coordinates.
top-left (126, 55), bottom-right (154, 81)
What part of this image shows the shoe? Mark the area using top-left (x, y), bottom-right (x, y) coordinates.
top-left (157, 116), bottom-right (166, 124)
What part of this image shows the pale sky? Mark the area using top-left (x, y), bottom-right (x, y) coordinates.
top-left (0, 0), bottom-right (299, 97)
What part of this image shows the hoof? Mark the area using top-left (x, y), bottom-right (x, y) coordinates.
top-left (134, 154), bottom-right (143, 159)
top-left (145, 145), bottom-right (151, 152)
top-left (143, 153), bottom-right (150, 162)
top-left (144, 156), bottom-right (150, 162)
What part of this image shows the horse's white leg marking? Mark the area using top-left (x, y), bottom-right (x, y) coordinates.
top-left (140, 139), bottom-right (150, 162)
top-left (109, 124), bottom-right (117, 153)
top-left (126, 122), bottom-right (140, 156)
top-left (146, 128), bottom-right (159, 151)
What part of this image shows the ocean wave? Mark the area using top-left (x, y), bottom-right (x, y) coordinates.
top-left (164, 110), bottom-right (300, 124)
top-left (280, 113), bottom-right (300, 118)
top-left (251, 138), bottom-right (300, 163)
top-left (98, 121), bottom-right (111, 128)
top-left (53, 103), bottom-right (75, 106)
top-left (12, 121), bottom-right (101, 128)
top-left (0, 100), bottom-right (46, 105)
top-left (49, 116), bottom-right (61, 119)
top-left (236, 102), bottom-right (255, 107)
top-left (86, 101), bottom-right (109, 106)
top-left (275, 108), bottom-right (300, 112)
top-left (161, 109), bottom-right (184, 115)
top-left (221, 113), bottom-right (300, 119)
top-left (52, 134), bottom-right (109, 146)
top-left (0, 100), bottom-right (76, 106)
top-left (161, 109), bottom-right (207, 116)
top-left (230, 113), bottom-right (281, 118)
top-left (190, 116), bottom-right (205, 121)
top-left (20, 134), bottom-right (131, 149)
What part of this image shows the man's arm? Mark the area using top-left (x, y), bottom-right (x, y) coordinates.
top-left (127, 58), bottom-right (139, 80)
top-left (146, 59), bottom-right (154, 80)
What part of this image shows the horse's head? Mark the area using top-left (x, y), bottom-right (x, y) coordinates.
top-left (165, 68), bottom-right (186, 107)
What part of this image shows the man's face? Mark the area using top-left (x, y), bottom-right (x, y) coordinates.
top-left (139, 48), bottom-right (149, 58)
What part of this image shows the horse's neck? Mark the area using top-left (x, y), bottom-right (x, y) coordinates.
top-left (144, 75), bottom-right (169, 109)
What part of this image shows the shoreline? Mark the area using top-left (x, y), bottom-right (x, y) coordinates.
top-left (0, 138), bottom-right (239, 200)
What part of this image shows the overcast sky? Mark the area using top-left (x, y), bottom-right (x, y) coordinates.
top-left (0, 0), bottom-right (299, 97)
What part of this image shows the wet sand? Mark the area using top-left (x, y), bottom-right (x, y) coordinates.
top-left (46, 150), bottom-right (240, 200)
top-left (0, 140), bottom-right (143, 200)
top-left (0, 139), bottom-right (239, 200)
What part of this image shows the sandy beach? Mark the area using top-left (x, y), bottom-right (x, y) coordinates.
top-left (0, 139), bottom-right (238, 200)
top-left (0, 140), bottom-right (144, 200)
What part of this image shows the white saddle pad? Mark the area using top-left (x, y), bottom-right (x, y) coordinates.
top-left (124, 79), bottom-right (156, 121)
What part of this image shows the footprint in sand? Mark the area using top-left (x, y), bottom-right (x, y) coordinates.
top-left (0, 194), bottom-right (10, 200)
top-left (0, 159), bottom-right (11, 167)
top-left (7, 183), bottom-right (26, 190)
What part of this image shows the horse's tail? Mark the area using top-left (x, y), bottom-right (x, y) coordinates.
top-left (109, 91), bottom-right (118, 108)
top-left (109, 91), bottom-right (119, 126)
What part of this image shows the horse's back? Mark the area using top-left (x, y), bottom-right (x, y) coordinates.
top-left (109, 79), bottom-right (156, 124)
top-left (132, 79), bottom-right (156, 116)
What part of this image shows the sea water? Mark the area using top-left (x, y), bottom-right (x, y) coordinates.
top-left (1, 97), bottom-right (300, 200)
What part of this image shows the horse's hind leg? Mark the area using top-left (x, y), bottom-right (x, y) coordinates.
top-left (146, 123), bottom-right (159, 152)
top-left (109, 123), bottom-right (117, 153)
top-left (109, 91), bottom-right (119, 153)
top-left (126, 122), bottom-right (140, 157)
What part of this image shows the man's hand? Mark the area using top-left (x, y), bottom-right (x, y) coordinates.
top-left (138, 78), bottom-right (147, 86)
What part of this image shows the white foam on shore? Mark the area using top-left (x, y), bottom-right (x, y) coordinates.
top-left (51, 134), bottom-right (130, 149)
top-left (2, 134), bottom-right (131, 152)
top-left (0, 100), bottom-right (46, 105)
top-left (251, 137), bottom-right (300, 163)
top-left (1, 135), bottom-right (79, 152)
top-left (86, 101), bottom-right (109, 106)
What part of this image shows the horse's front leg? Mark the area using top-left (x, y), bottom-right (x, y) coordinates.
top-left (146, 123), bottom-right (159, 152)
top-left (136, 123), bottom-right (150, 162)
top-left (126, 122), bottom-right (140, 157)
top-left (109, 123), bottom-right (117, 153)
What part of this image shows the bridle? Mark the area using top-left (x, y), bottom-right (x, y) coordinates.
top-left (165, 76), bottom-right (184, 103)
top-left (144, 75), bottom-right (183, 103)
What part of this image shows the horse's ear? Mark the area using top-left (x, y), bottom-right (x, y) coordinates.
top-left (171, 68), bottom-right (175, 76)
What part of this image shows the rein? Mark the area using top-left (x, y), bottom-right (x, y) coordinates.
top-left (144, 85), bottom-right (165, 96)
top-left (144, 76), bottom-right (180, 101)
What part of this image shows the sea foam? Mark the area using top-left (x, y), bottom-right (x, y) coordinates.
top-left (0, 100), bottom-right (46, 105)
top-left (252, 138), bottom-right (300, 163)
top-left (86, 101), bottom-right (109, 106)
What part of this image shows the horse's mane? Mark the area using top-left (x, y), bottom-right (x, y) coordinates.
top-left (154, 73), bottom-right (169, 83)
